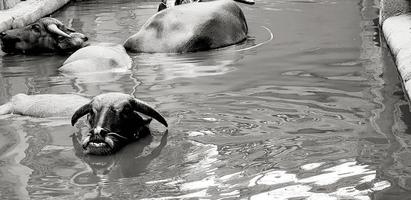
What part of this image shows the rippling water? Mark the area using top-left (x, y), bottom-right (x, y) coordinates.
top-left (0, 0), bottom-right (410, 199)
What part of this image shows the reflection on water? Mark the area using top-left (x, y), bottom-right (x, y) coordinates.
top-left (250, 160), bottom-right (390, 200)
top-left (134, 50), bottom-right (242, 81)
top-left (0, 0), bottom-right (409, 199)
top-left (72, 131), bottom-right (168, 183)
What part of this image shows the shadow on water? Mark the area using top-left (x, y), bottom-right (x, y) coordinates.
top-left (371, 38), bottom-right (411, 199)
top-left (134, 48), bottom-right (245, 81)
top-left (71, 131), bottom-right (168, 185)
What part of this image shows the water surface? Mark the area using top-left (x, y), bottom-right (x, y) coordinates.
top-left (0, 0), bottom-right (409, 199)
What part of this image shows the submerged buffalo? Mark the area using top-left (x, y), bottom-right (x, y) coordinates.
top-left (158, 0), bottom-right (254, 11)
top-left (59, 43), bottom-right (132, 73)
top-left (0, 92), bottom-right (168, 155)
top-left (71, 93), bottom-right (168, 155)
top-left (0, 93), bottom-right (90, 117)
top-left (123, 0), bottom-right (255, 53)
top-left (0, 17), bottom-right (88, 54)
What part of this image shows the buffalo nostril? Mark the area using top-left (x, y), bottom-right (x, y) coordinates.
top-left (92, 127), bottom-right (108, 137)
top-left (0, 32), bottom-right (6, 38)
top-left (99, 129), bottom-right (108, 137)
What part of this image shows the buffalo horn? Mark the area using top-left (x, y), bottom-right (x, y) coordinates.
top-left (47, 24), bottom-right (71, 38)
top-left (71, 103), bottom-right (92, 126)
top-left (234, 0), bottom-right (255, 5)
top-left (129, 98), bottom-right (168, 127)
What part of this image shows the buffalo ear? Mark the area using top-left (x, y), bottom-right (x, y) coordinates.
top-left (133, 111), bottom-right (153, 125)
top-left (31, 24), bottom-right (41, 33)
top-left (71, 103), bottom-right (91, 126)
top-left (144, 117), bottom-right (153, 125)
top-left (129, 98), bottom-right (168, 127)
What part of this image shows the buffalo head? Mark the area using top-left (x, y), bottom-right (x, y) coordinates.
top-left (71, 93), bottom-right (168, 155)
top-left (158, 0), bottom-right (255, 11)
top-left (158, 0), bottom-right (201, 11)
top-left (0, 17), bottom-right (88, 54)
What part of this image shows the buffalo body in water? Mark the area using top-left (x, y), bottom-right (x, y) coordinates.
top-left (124, 0), bottom-right (253, 53)
top-left (0, 17), bottom-right (87, 54)
top-left (0, 93), bottom-right (89, 117)
top-left (0, 93), bottom-right (168, 156)
top-left (59, 43), bottom-right (132, 73)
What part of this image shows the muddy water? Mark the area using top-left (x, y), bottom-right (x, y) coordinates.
top-left (0, 0), bottom-right (409, 199)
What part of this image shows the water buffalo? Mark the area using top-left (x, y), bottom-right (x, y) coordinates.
top-left (59, 43), bottom-right (132, 73)
top-left (0, 17), bottom-right (88, 54)
top-left (0, 93), bottom-right (90, 117)
top-left (71, 92), bottom-right (168, 155)
top-left (123, 0), bottom-right (255, 53)
top-left (158, 0), bottom-right (254, 11)
top-left (0, 92), bottom-right (168, 155)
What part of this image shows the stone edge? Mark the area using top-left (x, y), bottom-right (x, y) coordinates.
top-left (382, 14), bottom-right (411, 100)
top-left (0, 0), bottom-right (70, 32)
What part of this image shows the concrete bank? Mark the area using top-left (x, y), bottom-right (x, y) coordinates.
top-left (380, 0), bottom-right (411, 99)
top-left (383, 15), bottom-right (411, 98)
top-left (0, 0), bottom-right (20, 10)
top-left (0, 0), bottom-right (70, 32)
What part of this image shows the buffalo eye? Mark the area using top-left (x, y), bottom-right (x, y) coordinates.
top-left (109, 106), bottom-right (117, 112)
top-left (119, 106), bottom-right (133, 120)
top-left (88, 111), bottom-right (95, 125)
top-left (31, 24), bottom-right (41, 33)
top-left (109, 106), bottom-right (120, 117)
